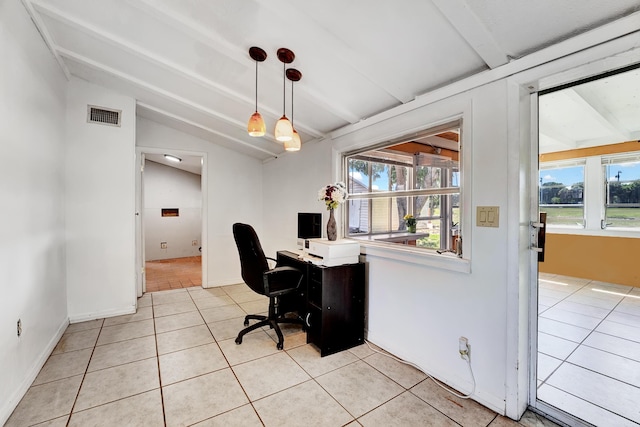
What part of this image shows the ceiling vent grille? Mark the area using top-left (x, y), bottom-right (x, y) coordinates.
top-left (87, 105), bottom-right (121, 127)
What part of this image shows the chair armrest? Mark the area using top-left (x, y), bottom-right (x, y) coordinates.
top-left (263, 266), bottom-right (303, 297)
top-left (266, 256), bottom-right (277, 269)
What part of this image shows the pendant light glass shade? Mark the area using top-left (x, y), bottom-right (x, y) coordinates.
top-left (284, 67), bottom-right (302, 151)
top-left (247, 111), bottom-right (266, 136)
top-left (275, 116), bottom-right (294, 142)
top-left (247, 47), bottom-right (267, 137)
top-left (285, 129), bottom-right (301, 151)
top-left (275, 48), bottom-right (295, 143)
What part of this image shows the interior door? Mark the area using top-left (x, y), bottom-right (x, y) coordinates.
top-left (134, 152), bottom-right (146, 297)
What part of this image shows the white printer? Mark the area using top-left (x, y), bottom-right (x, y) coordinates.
top-left (305, 239), bottom-right (360, 267)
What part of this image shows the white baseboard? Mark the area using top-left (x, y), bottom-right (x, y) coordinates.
top-left (0, 317), bottom-right (69, 426)
top-left (205, 276), bottom-right (243, 288)
top-left (68, 305), bottom-right (136, 323)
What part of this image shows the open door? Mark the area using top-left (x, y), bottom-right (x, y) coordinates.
top-left (135, 152), bottom-right (146, 298)
top-left (529, 65), bottom-right (640, 426)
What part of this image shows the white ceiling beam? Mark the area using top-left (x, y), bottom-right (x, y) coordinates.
top-left (19, 0), bottom-right (70, 80)
top-left (57, 47), bottom-right (283, 157)
top-left (31, 1), bottom-right (326, 139)
top-left (431, 0), bottom-right (509, 69)
top-left (570, 86), bottom-right (632, 140)
top-left (539, 131), bottom-right (576, 149)
top-left (332, 12), bottom-right (640, 139)
top-left (137, 103), bottom-right (281, 158)
top-left (254, 0), bottom-right (416, 104)
top-left (564, 88), bottom-right (630, 141)
top-left (125, 0), bottom-right (361, 125)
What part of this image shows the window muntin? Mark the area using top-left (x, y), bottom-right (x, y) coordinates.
top-left (602, 155), bottom-right (640, 229)
top-left (539, 162), bottom-right (585, 227)
top-left (345, 123), bottom-right (461, 253)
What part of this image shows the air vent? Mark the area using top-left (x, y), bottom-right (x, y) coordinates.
top-left (87, 105), bottom-right (121, 127)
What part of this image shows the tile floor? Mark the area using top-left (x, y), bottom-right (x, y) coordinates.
top-left (6, 285), bottom-right (559, 427)
top-left (537, 273), bottom-right (640, 426)
top-left (145, 256), bottom-right (202, 292)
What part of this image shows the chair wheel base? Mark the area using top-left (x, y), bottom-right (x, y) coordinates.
top-left (235, 337), bottom-right (242, 345)
top-left (244, 320), bottom-right (249, 326)
top-left (277, 342), bottom-right (283, 350)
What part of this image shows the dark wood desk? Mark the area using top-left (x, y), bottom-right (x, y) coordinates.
top-left (277, 250), bottom-right (365, 357)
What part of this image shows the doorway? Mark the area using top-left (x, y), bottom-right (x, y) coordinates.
top-left (135, 149), bottom-right (207, 296)
top-left (531, 65), bottom-right (640, 426)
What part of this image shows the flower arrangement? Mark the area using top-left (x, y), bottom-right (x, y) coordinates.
top-left (318, 182), bottom-right (348, 210)
top-left (403, 214), bottom-right (416, 227)
top-left (404, 214), bottom-right (417, 232)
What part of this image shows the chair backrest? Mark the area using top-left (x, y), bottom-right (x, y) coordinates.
top-left (232, 223), bottom-right (270, 295)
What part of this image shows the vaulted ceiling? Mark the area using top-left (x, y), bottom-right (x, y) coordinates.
top-left (23, 0), bottom-right (640, 159)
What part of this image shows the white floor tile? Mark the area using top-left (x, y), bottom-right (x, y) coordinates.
top-left (537, 353), bottom-right (562, 382)
top-left (567, 345), bottom-right (640, 387)
top-left (232, 352), bottom-right (310, 401)
top-left (537, 318), bottom-right (591, 343)
top-left (608, 310), bottom-right (640, 329)
top-left (616, 301), bottom-right (640, 317)
top-left (583, 332), bottom-right (640, 363)
top-left (540, 307), bottom-right (602, 330)
top-left (552, 300), bottom-right (611, 319)
top-left (546, 363), bottom-right (640, 423)
top-left (537, 333), bottom-right (579, 360)
top-left (596, 320), bottom-right (640, 343)
top-left (538, 384), bottom-right (638, 427)
top-left (566, 294), bottom-right (620, 310)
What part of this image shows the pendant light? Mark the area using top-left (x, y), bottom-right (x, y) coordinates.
top-left (274, 48), bottom-right (295, 142)
top-left (284, 68), bottom-right (302, 152)
top-left (247, 47), bottom-right (267, 137)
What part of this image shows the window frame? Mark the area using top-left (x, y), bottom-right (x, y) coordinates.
top-left (539, 159), bottom-right (586, 229)
top-left (342, 120), bottom-right (464, 256)
top-left (539, 150), bottom-right (640, 235)
top-left (601, 153), bottom-right (640, 230)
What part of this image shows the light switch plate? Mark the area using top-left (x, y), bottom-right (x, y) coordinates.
top-left (476, 206), bottom-right (499, 227)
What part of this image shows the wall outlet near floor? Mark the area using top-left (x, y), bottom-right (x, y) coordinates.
top-left (17, 319), bottom-right (22, 337)
top-left (459, 336), bottom-right (470, 359)
top-left (192, 240), bottom-right (198, 246)
top-left (160, 242), bottom-right (167, 249)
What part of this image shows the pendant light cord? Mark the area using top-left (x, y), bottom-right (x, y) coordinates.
top-left (254, 60), bottom-right (258, 111)
top-left (282, 61), bottom-right (286, 116)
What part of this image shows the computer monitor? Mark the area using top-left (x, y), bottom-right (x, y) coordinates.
top-left (297, 212), bottom-right (322, 249)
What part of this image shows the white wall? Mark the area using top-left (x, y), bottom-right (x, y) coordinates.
top-left (0, 0), bottom-right (69, 423)
top-left (144, 160), bottom-right (202, 260)
top-left (264, 82), bottom-right (514, 413)
top-left (261, 139), bottom-right (332, 256)
top-left (137, 117), bottom-right (263, 287)
top-left (65, 78), bottom-right (137, 321)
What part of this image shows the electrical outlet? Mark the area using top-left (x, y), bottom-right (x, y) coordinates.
top-left (459, 336), bottom-right (470, 359)
top-left (160, 242), bottom-right (167, 249)
top-left (17, 319), bottom-right (22, 337)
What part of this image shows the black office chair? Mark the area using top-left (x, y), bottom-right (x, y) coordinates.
top-left (232, 223), bottom-right (305, 350)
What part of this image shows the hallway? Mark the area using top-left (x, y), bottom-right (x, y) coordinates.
top-left (145, 256), bottom-right (201, 292)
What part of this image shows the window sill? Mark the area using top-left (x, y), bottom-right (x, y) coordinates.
top-left (356, 240), bottom-right (471, 274)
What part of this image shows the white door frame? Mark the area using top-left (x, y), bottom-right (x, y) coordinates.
top-left (135, 146), bottom-right (208, 292)
top-left (511, 32), bottom-right (640, 426)
top-left (135, 152), bottom-right (146, 297)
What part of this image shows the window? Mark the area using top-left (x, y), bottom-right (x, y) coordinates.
top-left (602, 154), bottom-right (640, 228)
top-left (539, 161), bottom-right (585, 227)
top-left (344, 122), bottom-right (461, 252)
